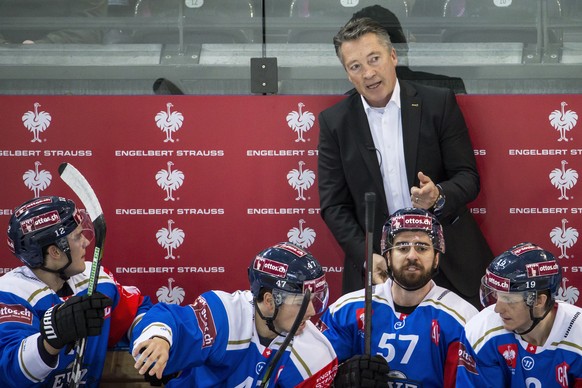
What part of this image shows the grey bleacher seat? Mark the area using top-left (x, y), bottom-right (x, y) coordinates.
top-left (286, 0), bottom-right (409, 43)
top-left (441, 0), bottom-right (563, 44)
top-left (130, 0), bottom-right (256, 44)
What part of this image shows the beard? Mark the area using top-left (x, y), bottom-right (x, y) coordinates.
top-left (390, 258), bottom-right (436, 290)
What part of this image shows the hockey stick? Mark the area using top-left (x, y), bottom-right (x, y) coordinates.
top-left (364, 192), bottom-right (376, 355)
top-left (259, 289), bottom-right (311, 388)
top-left (58, 163), bottom-right (106, 388)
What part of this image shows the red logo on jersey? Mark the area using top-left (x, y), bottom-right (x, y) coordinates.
top-left (556, 362), bottom-right (570, 387)
top-left (498, 344), bottom-right (518, 369)
top-left (262, 347), bottom-right (272, 358)
top-left (356, 308), bottom-right (373, 332)
top-left (356, 308), bottom-right (365, 331)
top-left (315, 318), bottom-right (328, 333)
top-left (295, 359), bottom-right (339, 388)
top-left (458, 342), bottom-right (478, 374)
top-left (190, 296), bottom-right (217, 348)
top-left (0, 303), bottom-right (33, 325)
top-left (431, 319), bottom-right (440, 346)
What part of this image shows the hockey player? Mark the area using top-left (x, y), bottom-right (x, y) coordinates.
top-left (320, 207), bottom-right (478, 387)
top-left (0, 196), bottom-right (152, 387)
top-left (457, 242), bottom-right (582, 387)
top-left (131, 242), bottom-right (338, 387)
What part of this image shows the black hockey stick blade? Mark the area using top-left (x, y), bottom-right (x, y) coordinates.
top-left (259, 289), bottom-right (311, 388)
top-left (59, 162), bottom-right (106, 387)
top-left (364, 192), bottom-right (376, 355)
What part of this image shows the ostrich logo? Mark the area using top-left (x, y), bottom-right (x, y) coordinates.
top-left (287, 161), bottom-right (315, 201)
top-left (23, 161), bottom-right (52, 197)
top-left (550, 218), bottom-right (578, 259)
top-left (287, 219), bottom-right (316, 248)
top-left (155, 161), bottom-right (185, 201)
top-left (549, 101), bottom-right (578, 142)
top-left (556, 277), bottom-right (580, 305)
top-left (156, 278), bottom-right (185, 304)
top-left (549, 160), bottom-right (578, 200)
top-left (497, 345), bottom-right (518, 368)
top-left (286, 102), bottom-right (315, 143)
top-left (156, 219), bottom-right (185, 259)
top-left (22, 102), bottom-right (51, 143)
top-left (155, 102), bottom-right (184, 142)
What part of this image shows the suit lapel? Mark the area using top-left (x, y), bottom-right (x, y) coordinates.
top-left (400, 81), bottom-right (422, 188)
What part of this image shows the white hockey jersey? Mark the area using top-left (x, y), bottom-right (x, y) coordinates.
top-left (318, 280), bottom-right (477, 387)
top-left (0, 264), bottom-right (151, 387)
top-left (457, 301), bottom-right (582, 387)
top-left (131, 289), bottom-right (338, 387)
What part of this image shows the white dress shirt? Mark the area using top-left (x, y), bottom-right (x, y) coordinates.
top-left (362, 80), bottom-right (412, 215)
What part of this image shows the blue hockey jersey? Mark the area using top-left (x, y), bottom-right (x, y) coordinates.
top-left (130, 289), bottom-right (338, 387)
top-left (318, 280), bottom-right (477, 387)
top-left (457, 301), bottom-right (582, 387)
top-left (0, 264), bottom-right (152, 387)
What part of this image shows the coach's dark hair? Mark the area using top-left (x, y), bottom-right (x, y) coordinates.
top-left (333, 17), bottom-right (392, 62)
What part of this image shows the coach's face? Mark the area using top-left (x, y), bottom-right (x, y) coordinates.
top-left (340, 32), bottom-right (398, 108)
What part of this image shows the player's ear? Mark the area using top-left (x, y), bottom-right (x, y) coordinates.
top-left (535, 292), bottom-right (549, 309)
top-left (46, 244), bottom-right (61, 259)
top-left (264, 292), bottom-right (275, 310)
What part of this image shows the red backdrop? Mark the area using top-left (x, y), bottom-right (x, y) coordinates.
top-left (0, 95), bottom-right (580, 307)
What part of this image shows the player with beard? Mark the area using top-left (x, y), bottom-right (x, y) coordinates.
top-left (319, 208), bottom-right (478, 387)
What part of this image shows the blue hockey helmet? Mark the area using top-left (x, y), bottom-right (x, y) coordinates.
top-left (480, 242), bottom-right (562, 307)
top-left (7, 196), bottom-right (93, 268)
top-left (248, 242), bottom-right (328, 314)
top-left (381, 208), bottom-right (445, 255)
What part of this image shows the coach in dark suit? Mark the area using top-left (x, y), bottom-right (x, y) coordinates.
top-left (317, 17), bottom-right (492, 309)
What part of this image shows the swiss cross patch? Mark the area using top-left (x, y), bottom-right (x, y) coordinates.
top-left (498, 344), bottom-right (518, 369)
top-left (262, 347), bottom-right (272, 358)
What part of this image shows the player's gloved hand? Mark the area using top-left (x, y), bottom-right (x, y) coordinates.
top-left (333, 354), bottom-right (390, 388)
top-left (40, 292), bottom-right (113, 349)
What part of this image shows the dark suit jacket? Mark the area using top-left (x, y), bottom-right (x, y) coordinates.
top-left (317, 80), bottom-right (492, 298)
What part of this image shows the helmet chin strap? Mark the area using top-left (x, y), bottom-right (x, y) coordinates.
top-left (514, 301), bottom-right (553, 336)
top-left (254, 298), bottom-right (284, 337)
